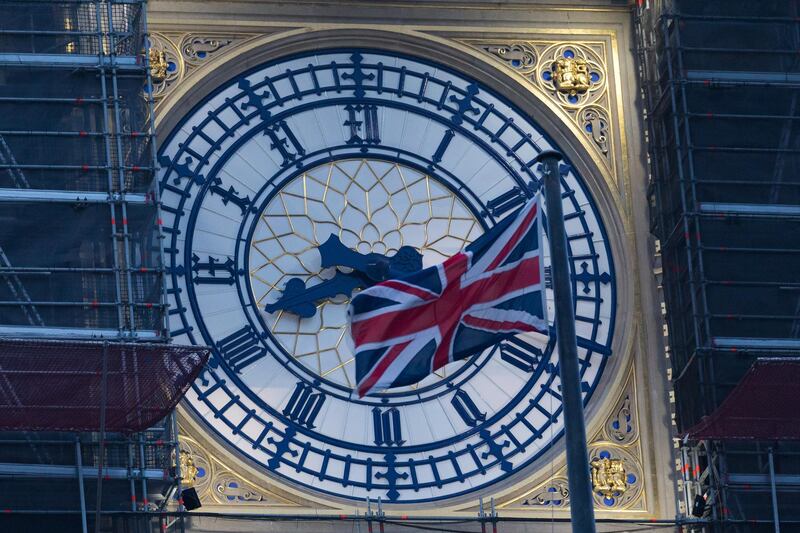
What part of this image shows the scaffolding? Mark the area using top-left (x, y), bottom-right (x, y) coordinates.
top-left (635, 0), bottom-right (800, 531)
top-left (0, 1), bottom-right (184, 531)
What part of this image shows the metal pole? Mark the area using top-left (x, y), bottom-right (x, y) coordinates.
top-left (535, 150), bottom-right (597, 533)
top-left (95, 341), bottom-right (109, 533)
top-left (171, 412), bottom-right (186, 533)
top-left (768, 447), bottom-right (781, 533)
top-left (75, 438), bottom-right (89, 533)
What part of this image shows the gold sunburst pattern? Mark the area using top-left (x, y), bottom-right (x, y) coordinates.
top-left (249, 159), bottom-right (483, 389)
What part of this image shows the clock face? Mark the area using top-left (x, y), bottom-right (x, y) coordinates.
top-left (158, 49), bottom-right (616, 504)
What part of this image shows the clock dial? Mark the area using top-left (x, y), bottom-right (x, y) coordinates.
top-left (158, 49), bottom-right (616, 504)
top-left (250, 159), bottom-right (481, 390)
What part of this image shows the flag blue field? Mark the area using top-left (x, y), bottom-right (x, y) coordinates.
top-left (350, 195), bottom-right (548, 397)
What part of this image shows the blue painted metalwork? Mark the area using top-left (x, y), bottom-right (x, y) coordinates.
top-left (266, 234), bottom-right (423, 317)
top-left (157, 48), bottom-right (617, 504)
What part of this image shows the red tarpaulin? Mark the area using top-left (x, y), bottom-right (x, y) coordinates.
top-left (685, 358), bottom-right (800, 441)
top-left (0, 338), bottom-right (210, 433)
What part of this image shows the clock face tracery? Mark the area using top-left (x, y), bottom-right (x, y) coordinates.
top-left (158, 49), bottom-right (617, 504)
top-left (250, 159), bottom-right (482, 390)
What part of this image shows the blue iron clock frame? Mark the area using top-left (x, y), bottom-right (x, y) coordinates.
top-left (158, 49), bottom-right (616, 504)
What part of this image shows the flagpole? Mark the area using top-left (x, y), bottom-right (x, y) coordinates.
top-left (535, 150), bottom-right (597, 533)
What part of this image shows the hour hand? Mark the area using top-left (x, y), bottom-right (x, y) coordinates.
top-left (264, 272), bottom-right (367, 318)
top-left (317, 234), bottom-right (422, 282)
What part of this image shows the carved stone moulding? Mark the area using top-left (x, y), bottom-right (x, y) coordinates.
top-left (468, 39), bottom-right (613, 167)
top-left (578, 106), bottom-right (611, 155)
top-left (520, 477), bottom-right (571, 508)
top-left (145, 32), bottom-right (254, 104)
top-left (481, 42), bottom-right (538, 76)
top-left (146, 32), bottom-right (184, 100)
top-left (602, 376), bottom-right (638, 445)
top-left (587, 444), bottom-right (643, 509)
top-left (536, 43), bottom-right (606, 109)
top-left (180, 34), bottom-right (235, 66)
top-left (175, 434), bottom-right (298, 508)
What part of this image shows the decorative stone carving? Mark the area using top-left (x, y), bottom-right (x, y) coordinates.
top-left (579, 106), bottom-right (610, 155)
top-left (521, 478), bottom-right (570, 507)
top-left (214, 474), bottom-right (265, 503)
top-left (146, 33), bottom-right (183, 101)
top-left (590, 456), bottom-right (628, 499)
top-left (175, 438), bottom-right (213, 497)
top-left (149, 48), bottom-right (169, 83)
top-left (587, 445), bottom-right (643, 509)
top-left (177, 432), bottom-right (301, 508)
top-left (536, 43), bottom-right (605, 108)
top-left (481, 42), bottom-right (537, 76)
top-left (177, 450), bottom-right (199, 487)
top-left (181, 35), bottom-right (234, 66)
top-left (143, 33), bottom-right (257, 105)
top-left (603, 377), bottom-right (639, 445)
top-left (466, 39), bottom-right (613, 167)
top-left (552, 56), bottom-right (591, 96)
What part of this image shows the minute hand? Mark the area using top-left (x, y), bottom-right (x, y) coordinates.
top-left (317, 234), bottom-right (423, 282)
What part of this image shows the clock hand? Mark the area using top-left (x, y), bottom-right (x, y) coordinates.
top-left (264, 271), bottom-right (368, 318)
top-left (317, 234), bottom-right (423, 282)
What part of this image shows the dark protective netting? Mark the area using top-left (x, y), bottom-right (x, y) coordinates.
top-left (686, 358), bottom-right (800, 441)
top-left (0, 201), bottom-right (163, 331)
top-left (0, 338), bottom-right (209, 432)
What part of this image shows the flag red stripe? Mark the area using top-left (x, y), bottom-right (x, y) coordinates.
top-left (462, 315), bottom-right (543, 333)
top-left (352, 303), bottom-right (437, 345)
top-left (486, 203), bottom-right (538, 271)
top-left (357, 339), bottom-right (411, 397)
top-left (379, 279), bottom-right (436, 301)
top-left (460, 257), bottom-right (540, 305)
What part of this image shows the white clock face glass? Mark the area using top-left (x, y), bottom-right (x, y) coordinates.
top-left (158, 49), bottom-right (616, 504)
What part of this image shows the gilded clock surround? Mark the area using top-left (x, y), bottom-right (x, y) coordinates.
top-left (149, 1), bottom-right (673, 522)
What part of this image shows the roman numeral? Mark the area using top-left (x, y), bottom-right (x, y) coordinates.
top-left (264, 120), bottom-right (305, 167)
top-left (484, 183), bottom-right (536, 217)
top-left (191, 254), bottom-right (236, 285)
top-left (499, 336), bottom-right (543, 373)
top-left (342, 52), bottom-right (375, 98)
top-left (372, 407), bottom-right (404, 446)
top-left (343, 104), bottom-right (380, 151)
top-left (451, 389), bottom-right (486, 427)
top-left (158, 154), bottom-right (205, 185)
top-left (431, 129), bottom-right (455, 165)
top-left (282, 382), bottom-right (326, 429)
top-left (209, 178), bottom-right (253, 215)
top-left (448, 82), bottom-right (480, 126)
top-left (573, 261), bottom-right (612, 294)
top-left (215, 325), bottom-right (267, 374)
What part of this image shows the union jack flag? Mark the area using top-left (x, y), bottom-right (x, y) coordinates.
top-left (350, 194), bottom-right (548, 397)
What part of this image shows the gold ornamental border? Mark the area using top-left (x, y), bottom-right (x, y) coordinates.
top-left (150, 20), bottom-right (669, 519)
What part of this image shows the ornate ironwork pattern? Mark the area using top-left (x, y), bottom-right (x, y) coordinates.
top-left (250, 159), bottom-right (481, 388)
top-left (159, 49), bottom-right (617, 505)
